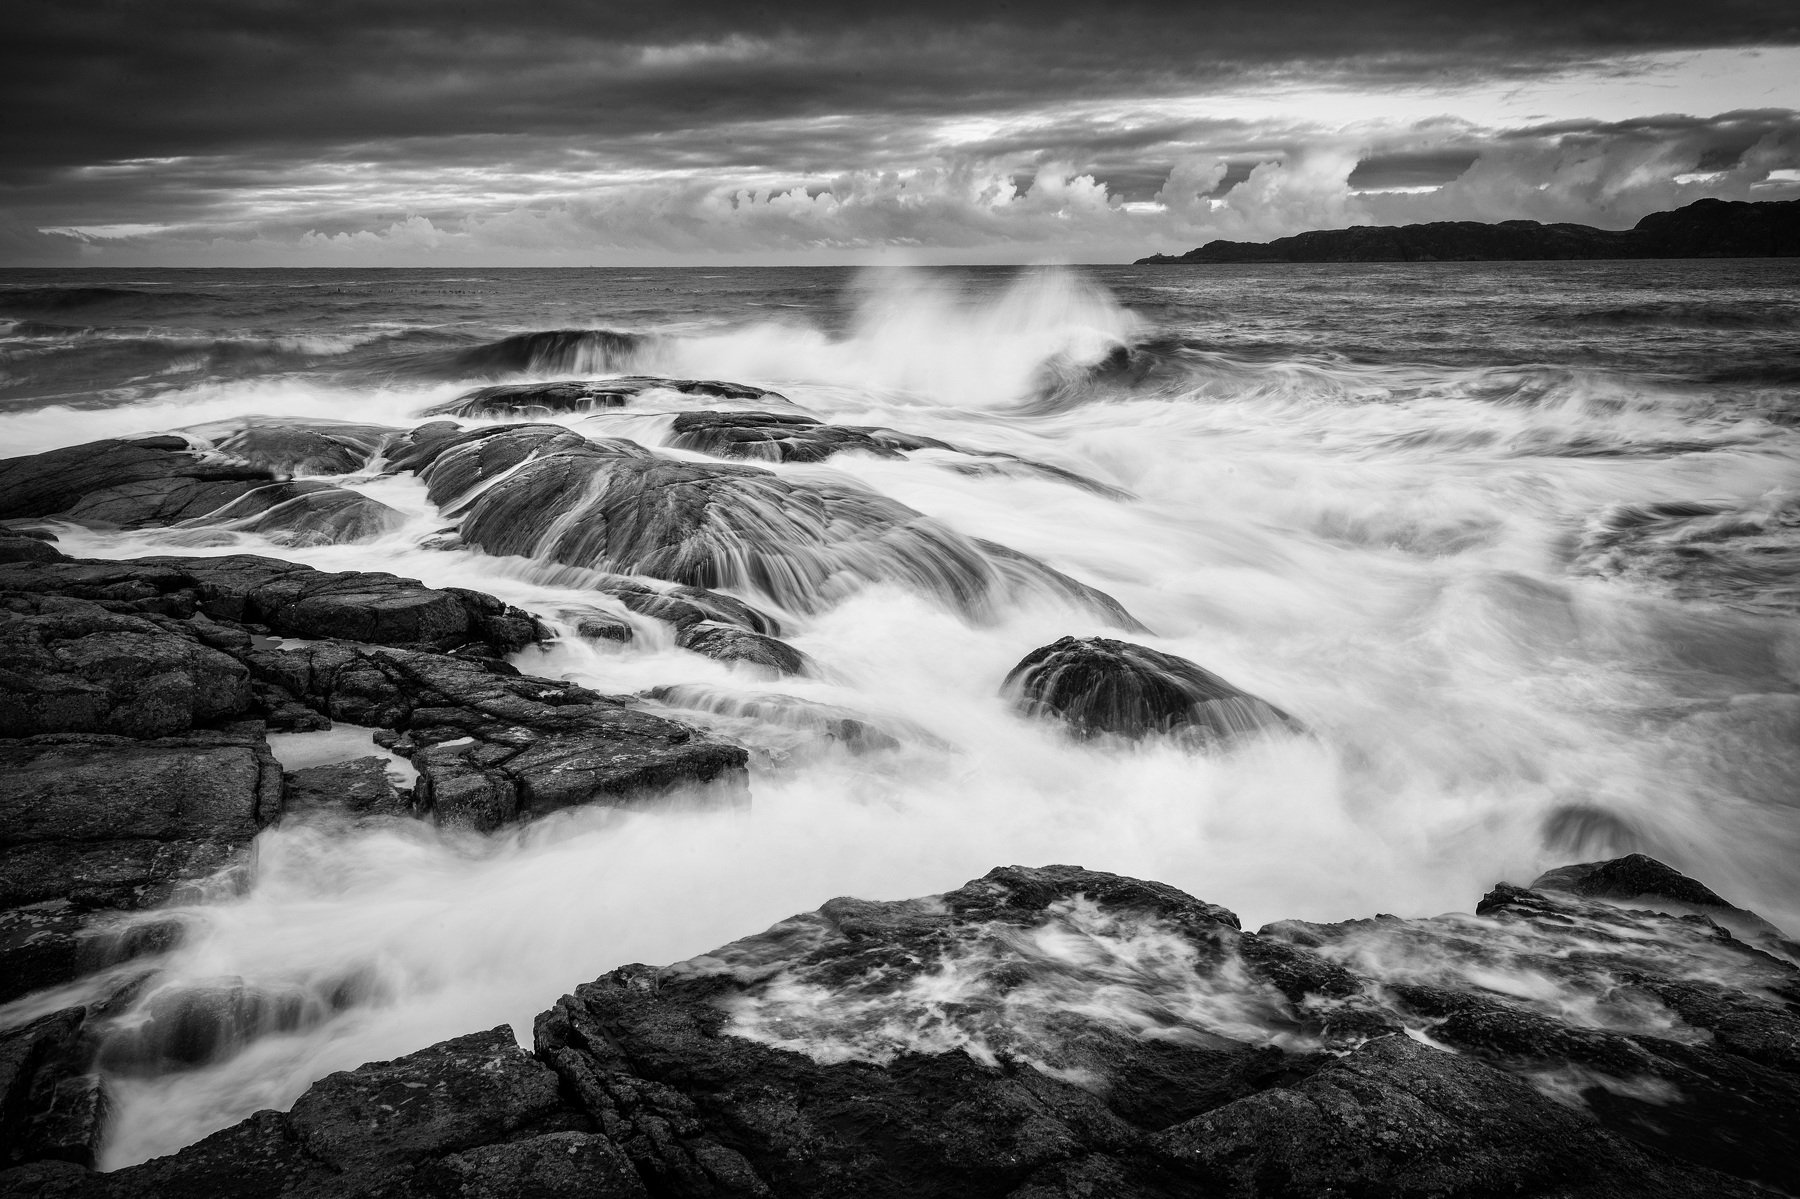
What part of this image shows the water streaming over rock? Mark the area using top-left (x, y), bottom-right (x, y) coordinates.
top-left (0, 260), bottom-right (1795, 1169)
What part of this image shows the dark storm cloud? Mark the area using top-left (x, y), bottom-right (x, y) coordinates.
top-left (7, 0), bottom-right (1798, 180)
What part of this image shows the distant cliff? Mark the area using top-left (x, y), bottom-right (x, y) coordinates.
top-left (1136, 198), bottom-right (1800, 264)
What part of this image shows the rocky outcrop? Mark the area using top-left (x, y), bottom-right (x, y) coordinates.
top-left (0, 726), bottom-right (279, 1002)
top-left (0, 554), bottom-right (542, 655)
top-left (676, 623), bottom-right (812, 676)
top-left (190, 419), bottom-right (398, 477)
top-left (174, 480), bottom-right (405, 547)
top-left (0, 1008), bottom-right (107, 1171)
top-left (35, 856), bottom-right (1794, 1197)
top-left (0, 437), bottom-right (276, 529)
top-left (666, 410), bottom-right (944, 463)
top-left (422, 376), bottom-right (793, 420)
top-left (245, 638), bottom-right (747, 830)
top-left (399, 423), bottom-right (1141, 625)
top-left (1137, 197), bottom-right (1800, 264)
top-left (1004, 636), bottom-right (1299, 744)
top-left (6, 1027), bottom-right (617, 1198)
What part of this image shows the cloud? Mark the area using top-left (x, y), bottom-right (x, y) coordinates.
top-left (4, 1), bottom-right (1798, 263)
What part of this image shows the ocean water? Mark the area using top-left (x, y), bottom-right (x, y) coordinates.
top-left (1, 260), bottom-right (1797, 1165)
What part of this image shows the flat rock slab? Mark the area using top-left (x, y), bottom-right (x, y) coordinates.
top-left (0, 437), bottom-right (275, 529)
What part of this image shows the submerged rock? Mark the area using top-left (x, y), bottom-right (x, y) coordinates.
top-left (1004, 636), bottom-right (1299, 744)
top-left (55, 856), bottom-right (1793, 1198)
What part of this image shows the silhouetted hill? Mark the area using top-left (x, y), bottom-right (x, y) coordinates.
top-left (1136, 198), bottom-right (1800, 263)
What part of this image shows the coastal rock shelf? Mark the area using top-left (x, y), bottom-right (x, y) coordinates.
top-left (5, 855), bottom-right (1793, 1197)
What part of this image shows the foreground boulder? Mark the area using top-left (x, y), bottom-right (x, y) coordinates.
top-left (34, 855), bottom-right (1793, 1198)
top-left (1004, 636), bottom-right (1300, 744)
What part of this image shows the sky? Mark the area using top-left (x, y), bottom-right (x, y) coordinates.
top-left (4, 0), bottom-right (1798, 266)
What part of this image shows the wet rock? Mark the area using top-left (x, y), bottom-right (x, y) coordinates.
top-left (1532, 853), bottom-right (1800, 958)
top-left (676, 622), bottom-right (812, 676)
top-left (666, 410), bottom-right (938, 463)
top-left (0, 594), bottom-right (254, 738)
top-left (1003, 636), bottom-right (1299, 744)
top-left (245, 640), bottom-right (747, 831)
top-left (178, 480), bottom-right (405, 546)
top-left (0, 554), bottom-right (543, 654)
top-left (597, 578), bottom-right (780, 636)
top-left (194, 418), bottom-right (397, 476)
top-left (82, 1027), bottom-right (592, 1198)
top-left (0, 729), bottom-right (278, 902)
top-left (0, 436), bottom-right (276, 528)
top-left (400, 424), bottom-right (1140, 625)
top-left (422, 375), bottom-right (792, 420)
top-left (646, 684), bottom-right (910, 755)
top-left (553, 604), bottom-right (634, 644)
top-left (522, 862), bottom-right (1748, 1198)
top-left (282, 757), bottom-right (411, 820)
top-left (413, 1130), bottom-right (648, 1199)
top-left (0, 1008), bottom-right (107, 1170)
top-left (0, 531), bottom-right (66, 565)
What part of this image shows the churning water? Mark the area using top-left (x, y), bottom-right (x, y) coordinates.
top-left (1, 260), bottom-right (1796, 1166)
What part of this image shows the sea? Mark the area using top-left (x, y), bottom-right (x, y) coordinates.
top-left (1, 260), bottom-right (1797, 1165)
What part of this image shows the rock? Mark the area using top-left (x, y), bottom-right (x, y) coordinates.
top-left (0, 594), bottom-right (254, 738)
top-left (0, 437), bottom-right (276, 528)
top-left (176, 481), bottom-right (405, 547)
top-left (0, 531), bottom-right (66, 565)
top-left (24, 856), bottom-right (1795, 1195)
top-left (647, 684), bottom-right (908, 755)
top-left (665, 410), bottom-right (934, 463)
top-left (82, 1027), bottom-right (591, 1198)
top-left (1531, 853), bottom-right (1800, 957)
top-left (520, 861), bottom-right (1754, 1198)
top-left (676, 622), bottom-right (812, 676)
top-left (1003, 636), bottom-right (1299, 744)
top-left (421, 375), bottom-right (792, 419)
top-left (0, 554), bottom-right (543, 654)
top-left (192, 418), bottom-right (397, 476)
top-left (661, 411), bottom-right (1132, 498)
top-left (552, 605), bottom-right (634, 644)
top-left (245, 639), bottom-right (747, 831)
top-left (0, 1008), bottom-right (107, 1170)
top-left (281, 757), bottom-right (411, 820)
top-left (399, 424), bottom-right (1141, 625)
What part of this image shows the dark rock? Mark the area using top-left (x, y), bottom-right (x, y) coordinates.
top-left (0, 437), bottom-right (277, 528)
top-left (0, 729), bottom-right (278, 902)
top-left (281, 757), bottom-right (411, 820)
top-left (553, 605), bottom-right (634, 644)
top-left (193, 418), bottom-right (397, 476)
top-left (0, 1008), bottom-right (107, 1170)
top-left (84, 1027), bottom-right (591, 1198)
top-left (0, 554), bottom-right (544, 654)
top-left (1138, 196), bottom-right (1800, 263)
top-left (421, 375), bottom-right (792, 420)
top-left (676, 622), bottom-right (812, 676)
top-left (399, 424), bottom-right (1140, 625)
top-left (175, 480), bottom-right (404, 547)
top-left (0, 533), bottom-right (66, 565)
top-left (412, 1130), bottom-right (648, 1199)
top-left (0, 594), bottom-right (254, 738)
top-left (666, 410), bottom-right (928, 463)
top-left (245, 640), bottom-right (747, 831)
top-left (1003, 636), bottom-right (1299, 744)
